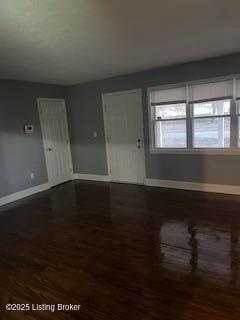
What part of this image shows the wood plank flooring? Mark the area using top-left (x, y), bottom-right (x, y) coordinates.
top-left (0, 181), bottom-right (240, 319)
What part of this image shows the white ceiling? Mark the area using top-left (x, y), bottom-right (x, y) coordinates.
top-left (1, 0), bottom-right (240, 85)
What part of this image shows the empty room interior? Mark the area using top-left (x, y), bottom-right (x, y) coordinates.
top-left (1, 0), bottom-right (240, 319)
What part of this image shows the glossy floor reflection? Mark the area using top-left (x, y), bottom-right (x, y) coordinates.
top-left (0, 181), bottom-right (239, 319)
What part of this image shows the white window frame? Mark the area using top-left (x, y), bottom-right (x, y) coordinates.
top-left (148, 76), bottom-right (240, 155)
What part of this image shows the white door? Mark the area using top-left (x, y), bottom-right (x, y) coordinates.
top-left (38, 99), bottom-right (73, 187)
top-left (103, 90), bottom-right (145, 184)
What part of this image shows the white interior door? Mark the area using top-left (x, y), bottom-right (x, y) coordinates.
top-left (103, 90), bottom-right (145, 184)
top-left (38, 99), bottom-right (73, 187)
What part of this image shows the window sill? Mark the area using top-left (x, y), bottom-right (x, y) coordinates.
top-left (150, 148), bottom-right (240, 155)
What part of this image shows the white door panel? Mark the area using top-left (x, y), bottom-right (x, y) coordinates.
top-left (103, 90), bottom-right (145, 184)
top-left (38, 99), bottom-right (73, 187)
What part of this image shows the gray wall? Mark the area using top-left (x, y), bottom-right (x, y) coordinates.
top-left (66, 53), bottom-right (240, 186)
top-left (0, 79), bottom-right (66, 197)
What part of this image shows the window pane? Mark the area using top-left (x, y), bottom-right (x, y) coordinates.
top-left (237, 101), bottom-right (240, 115)
top-left (193, 117), bottom-right (230, 148)
top-left (238, 116), bottom-right (240, 146)
top-left (155, 103), bottom-right (186, 120)
top-left (155, 120), bottom-right (187, 148)
top-left (193, 100), bottom-right (230, 117)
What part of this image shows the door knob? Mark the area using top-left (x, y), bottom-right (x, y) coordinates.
top-left (137, 139), bottom-right (141, 142)
top-left (47, 148), bottom-right (52, 151)
top-left (137, 145), bottom-right (141, 149)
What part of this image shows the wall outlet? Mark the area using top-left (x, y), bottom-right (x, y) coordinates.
top-left (93, 131), bottom-right (97, 138)
top-left (30, 172), bottom-right (35, 179)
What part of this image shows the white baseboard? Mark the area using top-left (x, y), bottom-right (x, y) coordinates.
top-left (74, 174), bottom-right (240, 195)
top-left (145, 178), bottom-right (240, 195)
top-left (73, 173), bottom-right (110, 182)
top-left (0, 183), bottom-right (50, 207)
top-left (1, 177), bottom-right (238, 207)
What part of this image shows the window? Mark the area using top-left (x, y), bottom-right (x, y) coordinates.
top-left (192, 100), bottom-right (231, 148)
top-left (149, 78), bottom-right (240, 153)
top-left (236, 79), bottom-right (240, 147)
top-left (189, 80), bottom-right (232, 149)
top-left (150, 86), bottom-right (187, 148)
top-left (154, 103), bottom-right (187, 148)
top-left (237, 101), bottom-right (240, 146)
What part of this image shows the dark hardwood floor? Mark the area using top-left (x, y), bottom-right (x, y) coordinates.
top-left (0, 181), bottom-right (240, 319)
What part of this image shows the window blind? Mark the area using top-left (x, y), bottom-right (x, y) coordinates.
top-left (235, 79), bottom-right (240, 99)
top-left (189, 80), bottom-right (233, 103)
top-left (150, 86), bottom-right (187, 105)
